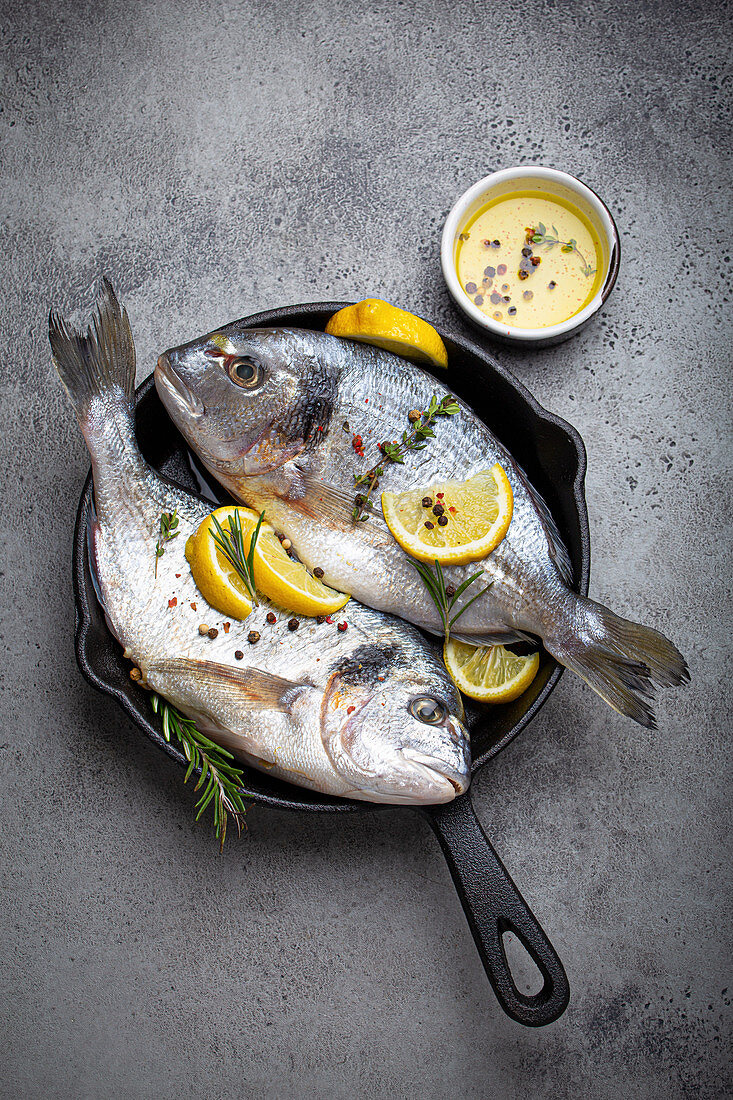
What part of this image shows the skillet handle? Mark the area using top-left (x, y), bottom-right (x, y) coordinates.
top-left (422, 794), bottom-right (569, 1026)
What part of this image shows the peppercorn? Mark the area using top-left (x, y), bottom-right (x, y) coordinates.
top-left (266, 611), bottom-right (277, 624)
top-left (465, 281), bottom-right (477, 294)
top-left (432, 503), bottom-right (445, 516)
top-left (207, 627), bottom-right (219, 640)
top-left (422, 496), bottom-right (433, 507)
top-left (518, 270), bottom-right (529, 281)
top-left (337, 621), bottom-right (348, 632)
top-left (482, 239), bottom-right (492, 247)
top-left (501, 283), bottom-right (509, 292)
top-left (247, 631), bottom-right (260, 644)
top-left (354, 493), bottom-right (366, 506)
top-left (490, 291), bottom-right (501, 304)
top-left (497, 263), bottom-right (507, 275)
top-left (523, 290), bottom-right (534, 300)
top-left (407, 409), bottom-right (422, 423)
top-left (198, 623), bottom-right (210, 635)
top-left (548, 281), bottom-right (556, 290)
top-left (288, 618), bottom-right (299, 631)
top-left (521, 247), bottom-right (532, 257)
top-left (281, 538), bottom-right (292, 551)
top-left (491, 239), bottom-right (501, 248)
top-left (316, 615), bottom-right (326, 624)
top-left (482, 277), bottom-right (493, 288)
top-left (520, 258), bottom-right (532, 271)
top-left (130, 667), bottom-right (142, 681)
top-left (474, 295), bottom-right (484, 306)
top-left (502, 295), bottom-right (511, 303)
top-left (531, 255), bottom-right (541, 267)
top-left (424, 520), bottom-right (435, 530)
top-left (445, 584), bottom-right (456, 598)
top-left (234, 650), bottom-right (244, 660)
top-left (508, 306), bottom-right (517, 316)
top-left (313, 567), bottom-right (324, 579)
top-left (484, 265), bottom-right (496, 278)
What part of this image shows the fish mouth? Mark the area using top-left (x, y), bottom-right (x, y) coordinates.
top-left (155, 354), bottom-right (205, 419)
top-left (401, 747), bottom-right (471, 800)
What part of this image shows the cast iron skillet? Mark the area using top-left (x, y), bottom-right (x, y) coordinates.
top-left (72, 302), bottom-right (590, 1027)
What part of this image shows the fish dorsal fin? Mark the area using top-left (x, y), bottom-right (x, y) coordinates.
top-left (146, 657), bottom-right (302, 710)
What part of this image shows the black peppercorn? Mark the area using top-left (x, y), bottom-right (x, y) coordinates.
top-left (234, 650), bottom-right (244, 660)
top-left (313, 567), bottom-right (324, 579)
top-left (445, 584), bottom-right (456, 598)
top-left (424, 520), bottom-right (435, 530)
top-left (508, 306), bottom-right (517, 316)
top-left (531, 255), bottom-right (541, 266)
top-left (432, 503), bottom-right (445, 516)
top-left (437, 515), bottom-right (449, 526)
top-left (491, 239), bottom-right (501, 248)
top-left (422, 496), bottom-right (433, 508)
top-left (518, 270), bottom-right (529, 281)
top-left (288, 618), bottom-right (300, 631)
top-left (523, 290), bottom-right (534, 300)
top-left (490, 291), bottom-right (501, 304)
top-left (521, 247), bottom-right (532, 257)
top-left (548, 281), bottom-right (556, 290)
top-left (207, 628), bottom-right (218, 640)
top-left (266, 611), bottom-right (277, 624)
top-left (247, 631), bottom-right (260, 644)
top-left (465, 281), bottom-right (477, 294)
top-left (484, 265), bottom-right (496, 278)
top-left (474, 295), bottom-right (484, 306)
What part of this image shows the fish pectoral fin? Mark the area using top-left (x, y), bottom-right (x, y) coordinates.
top-left (146, 657), bottom-right (302, 710)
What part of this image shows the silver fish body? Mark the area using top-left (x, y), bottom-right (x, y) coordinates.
top-left (156, 323), bottom-right (689, 727)
top-left (49, 284), bottom-right (470, 804)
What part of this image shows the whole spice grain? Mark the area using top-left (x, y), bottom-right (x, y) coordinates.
top-left (287, 618), bottom-right (299, 631)
top-left (266, 611), bottom-right (277, 624)
top-left (207, 628), bottom-right (219, 640)
top-left (313, 567), bottom-right (324, 579)
top-left (247, 631), bottom-right (260, 644)
top-left (234, 650), bottom-right (244, 660)
top-left (198, 623), bottom-right (210, 635)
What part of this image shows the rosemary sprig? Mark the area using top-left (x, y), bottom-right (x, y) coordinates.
top-left (352, 394), bottom-right (460, 522)
top-left (210, 509), bottom-right (265, 606)
top-left (528, 222), bottom-right (596, 278)
top-left (411, 558), bottom-right (493, 641)
top-left (154, 509), bottom-right (179, 576)
top-left (151, 693), bottom-right (250, 849)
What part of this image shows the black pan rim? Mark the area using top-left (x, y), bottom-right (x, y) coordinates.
top-left (72, 301), bottom-right (590, 814)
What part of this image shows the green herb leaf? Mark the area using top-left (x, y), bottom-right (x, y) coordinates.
top-left (154, 509), bottom-right (180, 577)
top-left (151, 694), bottom-right (250, 848)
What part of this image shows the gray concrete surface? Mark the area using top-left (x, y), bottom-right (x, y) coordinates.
top-left (1, 0), bottom-right (730, 1096)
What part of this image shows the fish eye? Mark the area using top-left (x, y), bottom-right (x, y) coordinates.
top-left (409, 696), bottom-right (447, 725)
top-left (228, 356), bottom-right (264, 388)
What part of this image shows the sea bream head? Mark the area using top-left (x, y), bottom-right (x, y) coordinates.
top-left (316, 641), bottom-right (470, 803)
top-left (155, 325), bottom-right (339, 478)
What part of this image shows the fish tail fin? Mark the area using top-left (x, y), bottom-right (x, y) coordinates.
top-left (544, 595), bottom-right (689, 729)
top-left (49, 277), bottom-right (135, 420)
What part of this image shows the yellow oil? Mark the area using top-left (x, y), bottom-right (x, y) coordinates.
top-left (455, 191), bottom-right (603, 329)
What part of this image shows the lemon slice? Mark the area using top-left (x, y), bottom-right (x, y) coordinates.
top-left (381, 464), bottom-right (513, 566)
top-left (186, 506), bottom-right (350, 619)
top-left (325, 299), bottom-right (448, 370)
top-left (250, 526), bottom-right (350, 617)
top-left (185, 506), bottom-right (257, 621)
top-left (444, 639), bottom-right (540, 703)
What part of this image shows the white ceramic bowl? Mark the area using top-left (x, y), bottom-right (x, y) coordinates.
top-left (441, 166), bottom-right (620, 347)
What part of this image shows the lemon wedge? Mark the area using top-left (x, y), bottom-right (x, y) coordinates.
top-left (444, 639), bottom-right (540, 703)
top-left (186, 506), bottom-right (350, 620)
top-left (185, 507), bottom-right (257, 621)
top-left (381, 464), bottom-right (513, 566)
top-left (250, 525), bottom-right (350, 617)
top-left (325, 299), bottom-right (449, 370)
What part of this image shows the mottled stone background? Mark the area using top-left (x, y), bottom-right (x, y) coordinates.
top-left (0, 0), bottom-right (730, 1096)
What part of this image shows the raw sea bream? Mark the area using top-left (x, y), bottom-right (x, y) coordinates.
top-left (156, 321), bottom-right (688, 728)
top-left (49, 282), bottom-right (471, 804)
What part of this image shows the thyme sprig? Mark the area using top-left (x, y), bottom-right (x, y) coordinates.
top-left (528, 222), bottom-right (596, 278)
top-left (210, 509), bottom-right (265, 606)
top-left (411, 558), bottom-right (494, 641)
top-left (151, 693), bottom-right (250, 850)
top-left (154, 509), bottom-right (179, 576)
top-left (353, 395), bottom-right (460, 522)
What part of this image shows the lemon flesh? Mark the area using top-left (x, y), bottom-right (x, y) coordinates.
top-left (444, 639), bottom-right (540, 703)
top-left (186, 506), bottom-right (350, 620)
top-left (251, 526), bottom-right (350, 616)
top-left (325, 299), bottom-right (449, 370)
top-left (185, 506), bottom-right (257, 620)
top-left (381, 464), bottom-right (513, 566)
